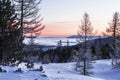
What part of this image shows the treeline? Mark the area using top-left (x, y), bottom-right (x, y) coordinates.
top-left (21, 36), bottom-right (113, 64)
top-left (41, 37), bottom-right (113, 63)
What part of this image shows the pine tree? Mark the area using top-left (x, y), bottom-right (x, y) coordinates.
top-left (0, 0), bottom-right (22, 65)
top-left (77, 12), bottom-right (94, 75)
top-left (67, 40), bottom-right (69, 47)
top-left (95, 36), bottom-right (102, 59)
top-left (56, 40), bottom-right (63, 62)
top-left (57, 40), bottom-right (62, 47)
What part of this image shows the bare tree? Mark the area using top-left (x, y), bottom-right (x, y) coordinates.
top-left (77, 12), bottom-right (94, 75)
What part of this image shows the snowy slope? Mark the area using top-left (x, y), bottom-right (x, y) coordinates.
top-left (93, 60), bottom-right (120, 80)
top-left (0, 60), bottom-right (120, 80)
top-left (0, 65), bottom-right (49, 80)
top-left (43, 63), bottom-right (103, 80)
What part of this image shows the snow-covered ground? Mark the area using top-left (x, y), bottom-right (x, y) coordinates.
top-left (0, 59), bottom-right (120, 80)
top-left (92, 60), bottom-right (120, 80)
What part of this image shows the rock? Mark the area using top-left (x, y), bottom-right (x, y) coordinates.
top-left (15, 68), bottom-right (23, 73)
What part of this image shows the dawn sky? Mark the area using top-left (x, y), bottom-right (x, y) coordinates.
top-left (40, 0), bottom-right (120, 37)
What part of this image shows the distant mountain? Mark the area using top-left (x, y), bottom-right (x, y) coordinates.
top-left (67, 35), bottom-right (80, 38)
top-left (74, 36), bottom-right (112, 47)
top-left (25, 36), bottom-right (37, 38)
top-left (67, 35), bottom-right (106, 39)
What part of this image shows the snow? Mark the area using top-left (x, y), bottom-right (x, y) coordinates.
top-left (43, 63), bottom-right (102, 80)
top-left (0, 64), bottom-right (49, 80)
top-left (93, 60), bottom-right (120, 80)
top-left (0, 59), bottom-right (120, 80)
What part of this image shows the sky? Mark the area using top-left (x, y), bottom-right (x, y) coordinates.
top-left (40, 0), bottom-right (120, 37)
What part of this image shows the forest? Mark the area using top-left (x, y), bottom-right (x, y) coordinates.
top-left (0, 0), bottom-right (120, 80)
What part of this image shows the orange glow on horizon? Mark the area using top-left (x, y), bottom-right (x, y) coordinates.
top-left (41, 21), bottom-right (78, 37)
top-left (40, 21), bottom-right (107, 37)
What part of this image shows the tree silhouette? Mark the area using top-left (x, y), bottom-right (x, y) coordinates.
top-left (0, 0), bottom-right (22, 65)
top-left (13, 0), bottom-right (45, 63)
top-left (13, 0), bottom-right (45, 45)
top-left (106, 12), bottom-right (120, 36)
